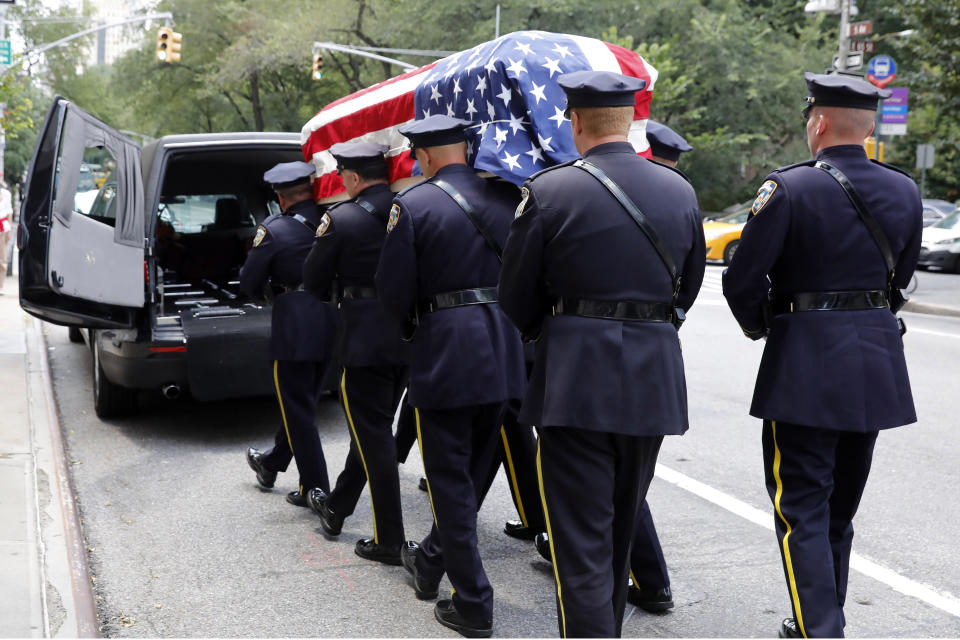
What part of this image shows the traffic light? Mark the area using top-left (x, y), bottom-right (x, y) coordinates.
top-left (312, 53), bottom-right (324, 80)
top-left (156, 27), bottom-right (182, 63)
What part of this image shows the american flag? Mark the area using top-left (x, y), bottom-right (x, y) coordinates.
top-left (301, 31), bottom-right (658, 200)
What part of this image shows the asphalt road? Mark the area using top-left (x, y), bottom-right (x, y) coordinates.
top-left (45, 265), bottom-right (960, 637)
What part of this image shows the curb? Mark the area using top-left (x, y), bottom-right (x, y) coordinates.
top-left (902, 299), bottom-right (960, 319)
top-left (26, 315), bottom-right (101, 637)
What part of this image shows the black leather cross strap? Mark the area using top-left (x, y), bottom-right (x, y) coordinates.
top-left (289, 213), bottom-right (318, 234)
top-left (572, 159), bottom-right (682, 305)
top-left (417, 287), bottom-right (498, 315)
top-left (772, 290), bottom-right (889, 314)
top-left (431, 179), bottom-right (503, 262)
top-left (355, 198), bottom-right (388, 224)
top-left (340, 285), bottom-right (378, 301)
top-left (552, 297), bottom-right (673, 322)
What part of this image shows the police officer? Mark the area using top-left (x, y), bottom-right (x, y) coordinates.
top-left (243, 161), bottom-right (337, 506)
top-left (499, 71), bottom-right (705, 638)
top-left (723, 72), bottom-right (921, 638)
top-left (376, 115), bottom-right (525, 638)
top-left (301, 141), bottom-right (409, 565)
top-left (645, 120), bottom-right (693, 169)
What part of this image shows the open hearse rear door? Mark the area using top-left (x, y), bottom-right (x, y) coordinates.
top-left (19, 97), bottom-right (145, 329)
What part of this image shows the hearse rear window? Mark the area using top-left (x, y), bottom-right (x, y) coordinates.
top-left (158, 194), bottom-right (256, 234)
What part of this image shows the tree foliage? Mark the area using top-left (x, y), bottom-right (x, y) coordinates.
top-left (2, 0), bottom-right (957, 204)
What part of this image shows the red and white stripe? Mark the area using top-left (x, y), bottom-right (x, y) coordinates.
top-left (300, 33), bottom-right (658, 200)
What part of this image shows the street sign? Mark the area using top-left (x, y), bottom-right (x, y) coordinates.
top-left (916, 144), bottom-right (934, 169)
top-left (849, 21), bottom-right (873, 36)
top-left (850, 40), bottom-right (877, 54)
top-left (0, 40), bottom-right (11, 66)
top-left (866, 55), bottom-right (897, 88)
top-left (833, 51), bottom-right (863, 70)
top-left (879, 87), bottom-right (908, 136)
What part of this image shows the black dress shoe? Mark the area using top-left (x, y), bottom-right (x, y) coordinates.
top-left (401, 541), bottom-right (439, 600)
top-left (627, 583), bottom-right (674, 612)
top-left (778, 618), bottom-right (802, 638)
top-left (286, 490), bottom-right (308, 508)
top-left (503, 520), bottom-right (544, 541)
top-left (306, 488), bottom-right (343, 536)
top-left (434, 599), bottom-right (492, 638)
top-left (355, 538), bottom-right (402, 565)
top-left (534, 532), bottom-right (552, 563)
top-left (246, 447), bottom-right (277, 489)
top-left (418, 476), bottom-right (428, 492)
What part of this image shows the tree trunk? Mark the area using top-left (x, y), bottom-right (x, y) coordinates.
top-left (250, 70), bottom-right (265, 132)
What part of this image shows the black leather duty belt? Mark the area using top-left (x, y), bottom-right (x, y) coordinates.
top-left (340, 285), bottom-right (377, 301)
top-left (552, 297), bottom-right (674, 322)
top-left (772, 290), bottom-right (889, 314)
top-left (417, 287), bottom-right (498, 315)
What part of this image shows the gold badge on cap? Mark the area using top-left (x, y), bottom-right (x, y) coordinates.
top-left (316, 213), bottom-right (332, 238)
top-left (253, 225), bottom-right (267, 247)
top-left (515, 186), bottom-right (530, 219)
top-left (387, 203), bottom-right (401, 233)
top-left (752, 180), bottom-right (778, 216)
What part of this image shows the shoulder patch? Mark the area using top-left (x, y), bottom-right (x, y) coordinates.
top-left (515, 186), bottom-right (531, 219)
top-left (386, 203), bottom-right (401, 233)
top-left (752, 180), bottom-right (778, 216)
top-left (315, 213), bottom-right (332, 238)
top-left (252, 225), bottom-right (267, 247)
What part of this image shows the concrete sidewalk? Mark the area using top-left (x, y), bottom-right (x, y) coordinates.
top-left (0, 278), bottom-right (98, 638)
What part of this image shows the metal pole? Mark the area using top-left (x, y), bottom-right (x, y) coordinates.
top-left (873, 108), bottom-right (881, 160)
top-left (0, 2), bottom-right (7, 182)
top-left (495, 4), bottom-right (501, 39)
top-left (313, 41), bottom-right (417, 70)
top-left (920, 166), bottom-right (926, 198)
top-left (837, 0), bottom-right (851, 71)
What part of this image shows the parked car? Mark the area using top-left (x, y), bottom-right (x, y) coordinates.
top-left (703, 204), bottom-right (750, 264)
top-left (918, 209), bottom-right (960, 272)
top-left (18, 97), bottom-right (305, 417)
top-left (922, 198), bottom-right (957, 227)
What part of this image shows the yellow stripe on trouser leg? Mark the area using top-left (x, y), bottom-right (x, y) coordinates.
top-left (341, 369), bottom-right (378, 543)
top-left (501, 426), bottom-right (529, 526)
top-left (273, 360), bottom-right (294, 451)
top-left (414, 408), bottom-right (439, 528)
top-left (771, 421), bottom-right (808, 638)
top-left (536, 440), bottom-right (567, 638)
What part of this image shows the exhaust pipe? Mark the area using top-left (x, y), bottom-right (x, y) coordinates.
top-left (161, 383), bottom-right (181, 400)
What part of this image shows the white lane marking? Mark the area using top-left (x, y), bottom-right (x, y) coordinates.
top-left (909, 327), bottom-right (960, 340)
top-left (655, 463), bottom-right (960, 618)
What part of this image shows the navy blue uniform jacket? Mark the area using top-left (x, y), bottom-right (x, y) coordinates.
top-left (499, 142), bottom-right (706, 436)
top-left (723, 145), bottom-right (922, 431)
top-left (375, 164), bottom-right (526, 410)
top-left (302, 183), bottom-right (406, 367)
top-left (239, 199), bottom-right (337, 362)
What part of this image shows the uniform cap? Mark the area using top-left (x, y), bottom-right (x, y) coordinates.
top-left (804, 72), bottom-right (892, 114)
top-left (557, 70), bottom-right (646, 109)
top-left (329, 141), bottom-right (389, 173)
top-left (645, 120), bottom-right (693, 163)
top-left (398, 114), bottom-right (472, 149)
top-left (263, 161), bottom-right (316, 190)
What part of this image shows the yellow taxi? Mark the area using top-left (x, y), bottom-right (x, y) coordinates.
top-left (703, 201), bottom-right (751, 264)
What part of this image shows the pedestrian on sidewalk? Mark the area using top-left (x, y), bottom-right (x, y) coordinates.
top-left (0, 178), bottom-right (13, 294)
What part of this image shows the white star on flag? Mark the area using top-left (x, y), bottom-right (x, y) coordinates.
top-left (529, 82), bottom-right (547, 104)
top-left (537, 133), bottom-right (555, 152)
top-left (476, 75), bottom-right (487, 97)
top-left (525, 143), bottom-right (544, 164)
top-left (549, 105), bottom-right (567, 128)
top-left (423, 108), bottom-right (432, 118)
top-left (506, 58), bottom-right (527, 77)
top-left (515, 41), bottom-right (534, 57)
top-left (497, 83), bottom-right (512, 106)
top-left (502, 151), bottom-right (522, 171)
top-left (552, 43), bottom-right (571, 58)
top-left (542, 57), bottom-right (562, 78)
top-left (484, 59), bottom-right (498, 74)
top-left (508, 113), bottom-right (525, 134)
top-left (494, 127), bottom-right (508, 147)
top-left (465, 99), bottom-right (478, 118)
top-left (453, 78), bottom-right (462, 98)
top-left (487, 100), bottom-right (496, 120)
top-left (430, 85), bottom-right (442, 104)
top-left (446, 103), bottom-right (455, 117)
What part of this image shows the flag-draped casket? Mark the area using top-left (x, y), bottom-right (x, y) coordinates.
top-left (300, 30), bottom-right (658, 201)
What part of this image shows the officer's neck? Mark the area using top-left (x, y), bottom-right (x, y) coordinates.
top-left (578, 135), bottom-right (629, 156)
top-left (281, 197), bottom-right (312, 213)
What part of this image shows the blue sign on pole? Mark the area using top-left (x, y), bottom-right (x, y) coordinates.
top-left (0, 40), bottom-right (10, 66)
top-left (866, 55), bottom-right (897, 88)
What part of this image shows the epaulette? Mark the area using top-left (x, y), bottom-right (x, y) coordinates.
top-left (325, 199), bottom-right (355, 215)
top-left (528, 159), bottom-right (577, 182)
top-left (396, 179), bottom-right (429, 198)
top-left (649, 159), bottom-right (692, 184)
top-left (772, 159), bottom-right (816, 174)
top-left (870, 159), bottom-right (915, 180)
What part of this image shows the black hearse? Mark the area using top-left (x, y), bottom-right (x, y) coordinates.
top-left (19, 97), bottom-right (305, 417)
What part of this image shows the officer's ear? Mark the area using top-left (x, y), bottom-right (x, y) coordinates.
top-left (570, 110), bottom-right (583, 137)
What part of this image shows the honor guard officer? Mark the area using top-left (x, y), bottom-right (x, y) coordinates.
top-left (242, 161), bottom-right (338, 506)
top-left (499, 71), bottom-right (705, 638)
top-left (645, 120), bottom-right (693, 168)
top-left (376, 115), bottom-right (526, 638)
top-left (722, 72), bottom-right (922, 638)
top-left (301, 142), bottom-right (409, 565)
